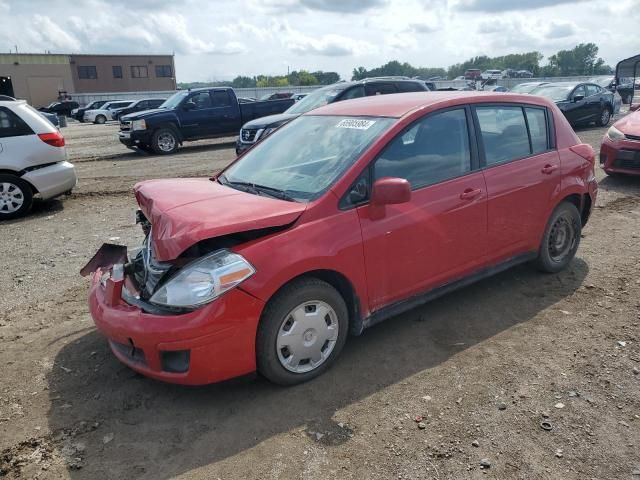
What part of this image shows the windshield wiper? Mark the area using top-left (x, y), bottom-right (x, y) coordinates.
top-left (217, 175), bottom-right (296, 202)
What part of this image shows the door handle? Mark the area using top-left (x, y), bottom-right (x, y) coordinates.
top-left (541, 164), bottom-right (559, 174)
top-left (459, 188), bottom-right (482, 200)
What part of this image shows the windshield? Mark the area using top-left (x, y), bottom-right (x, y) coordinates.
top-left (222, 115), bottom-right (393, 202)
top-left (590, 77), bottom-right (613, 87)
top-left (530, 85), bottom-right (573, 102)
top-left (285, 85), bottom-right (346, 115)
top-left (160, 91), bottom-right (189, 109)
top-left (510, 83), bottom-right (542, 94)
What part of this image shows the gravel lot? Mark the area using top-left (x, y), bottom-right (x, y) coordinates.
top-left (1, 111), bottom-right (639, 479)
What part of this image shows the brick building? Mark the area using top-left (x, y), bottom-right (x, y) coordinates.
top-left (0, 53), bottom-right (176, 107)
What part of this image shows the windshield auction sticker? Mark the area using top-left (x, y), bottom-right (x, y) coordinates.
top-left (336, 119), bottom-right (376, 130)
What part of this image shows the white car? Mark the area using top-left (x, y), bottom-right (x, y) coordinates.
top-left (481, 69), bottom-right (503, 80)
top-left (84, 101), bottom-right (135, 124)
top-left (0, 98), bottom-right (76, 219)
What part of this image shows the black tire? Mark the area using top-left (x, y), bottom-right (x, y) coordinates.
top-left (95, 114), bottom-right (107, 124)
top-left (596, 107), bottom-right (612, 127)
top-left (0, 174), bottom-right (34, 220)
top-left (533, 202), bottom-right (581, 273)
top-left (151, 128), bottom-right (179, 155)
top-left (256, 278), bottom-right (349, 386)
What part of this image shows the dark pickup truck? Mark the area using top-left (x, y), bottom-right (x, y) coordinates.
top-left (118, 87), bottom-right (295, 154)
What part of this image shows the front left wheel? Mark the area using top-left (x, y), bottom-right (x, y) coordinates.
top-left (256, 278), bottom-right (349, 386)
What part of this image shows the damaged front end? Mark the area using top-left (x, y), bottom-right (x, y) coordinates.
top-left (82, 210), bottom-right (278, 315)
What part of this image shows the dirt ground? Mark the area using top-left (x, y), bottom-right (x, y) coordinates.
top-left (1, 113), bottom-right (639, 480)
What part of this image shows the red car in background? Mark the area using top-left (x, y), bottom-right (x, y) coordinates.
top-left (600, 109), bottom-right (640, 175)
top-left (86, 92), bottom-right (597, 386)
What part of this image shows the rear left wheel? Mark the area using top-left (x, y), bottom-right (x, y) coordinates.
top-left (257, 278), bottom-right (349, 385)
top-left (95, 114), bottom-right (107, 124)
top-left (533, 202), bottom-right (581, 273)
top-left (596, 107), bottom-right (611, 127)
top-left (0, 175), bottom-right (33, 220)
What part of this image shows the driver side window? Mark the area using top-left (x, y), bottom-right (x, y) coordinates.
top-left (187, 92), bottom-right (212, 110)
top-left (373, 109), bottom-right (471, 190)
top-left (572, 86), bottom-right (586, 100)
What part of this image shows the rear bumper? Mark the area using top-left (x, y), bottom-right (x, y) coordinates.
top-left (89, 269), bottom-right (265, 385)
top-left (119, 130), bottom-right (152, 148)
top-left (600, 138), bottom-right (640, 175)
top-left (23, 161), bottom-right (77, 199)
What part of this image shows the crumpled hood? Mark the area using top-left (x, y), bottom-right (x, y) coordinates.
top-left (614, 110), bottom-right (640, 136)
top-left (134, 178), bottom-right (307, 261)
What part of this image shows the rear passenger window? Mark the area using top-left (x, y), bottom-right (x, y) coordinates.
top-left (212, 91), bottom-right (231, 107)
top-left (374, 109), bottom-right (471, 189)
top-left (525, 108), bottom-right (548, 153)
top-left (0, 107), bottom-right (33, 138)
top-left (396, 82), bottom-right (424, 93)
top-left (365, 83), bottom-right (397, 96)
top-left (476, 106), bottom-right (530, 165)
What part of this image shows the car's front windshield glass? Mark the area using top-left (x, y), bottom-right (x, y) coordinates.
top-left (161, 91), bottom-right (189, 109)
top-left (222, 115), bottom-right (393, 202)
top-left (285, 86), bottom-right (346, 114)
top-left (590, 77), bottom-right (612, 87)
top-left (531, 85), bottom-right (574, 101)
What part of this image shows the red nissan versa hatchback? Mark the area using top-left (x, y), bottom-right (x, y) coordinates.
top-left (86, 92), bottom-right (597, 386)
top-left (600, 109), bottom-right (640, 176)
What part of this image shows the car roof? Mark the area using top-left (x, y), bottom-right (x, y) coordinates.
top-left (538, 82), bottom-right (587, 87)
top-left (309, 91), bottom-right (553, 118)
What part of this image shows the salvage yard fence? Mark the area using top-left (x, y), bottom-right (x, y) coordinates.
top-left (70, 76), bottom-right (603, 107)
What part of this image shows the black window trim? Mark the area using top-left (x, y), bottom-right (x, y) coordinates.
top-left (112, 65), bottom-right (123, 79)
top-left (339, 105), bottom-right (479, 210)
top-left (77, 65), bottom-right (98, 80)
top-left (471, 102), bottom-right (556, 170)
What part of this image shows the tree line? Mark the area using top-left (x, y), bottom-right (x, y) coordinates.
top-left (354, 43), bottom-right (612, 80)
top-left (177, 43), bottom-right (613, 90)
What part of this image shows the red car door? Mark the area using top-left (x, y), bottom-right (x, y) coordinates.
top-left (354, 108), bottom-right (488, 311)
top-left (475, 105), bottom-right (561, 261)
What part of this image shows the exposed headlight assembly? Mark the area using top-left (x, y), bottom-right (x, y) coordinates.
top-left (131, 119), bottom-right (146, 131)
top-left (149, 250), bottom-right (255, 308)
top-left (606, 125), bottom-right (625, 141)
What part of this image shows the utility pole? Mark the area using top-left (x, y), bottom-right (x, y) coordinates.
top-left (14, 45), bottom-right (18, 53)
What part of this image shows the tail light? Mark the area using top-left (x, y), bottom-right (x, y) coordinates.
top-left (38, 131), bottom-right (65, 147)
top-left (570, 144), bottom-right (595, 164)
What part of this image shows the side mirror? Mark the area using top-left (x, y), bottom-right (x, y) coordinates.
top-left (371, 177), bottom-right (411, 206)
top-left (573, 94), bottom-right (585, 103)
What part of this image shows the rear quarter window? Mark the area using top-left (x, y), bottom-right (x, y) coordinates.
top-left (0, 107), bottom-right (34, 138)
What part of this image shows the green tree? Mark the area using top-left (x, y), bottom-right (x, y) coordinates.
top-left (231, 76), bottom-right (256, 88)
top-left (546, 43), bottom-right (608, 76)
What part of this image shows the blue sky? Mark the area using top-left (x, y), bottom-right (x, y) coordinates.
top-left (0, 0), bottom-right (638, 81)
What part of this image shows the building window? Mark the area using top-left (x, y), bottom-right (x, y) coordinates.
top-left (131, 66), bottom-right (148, 78)
top-left (77, 66), bottom-right (97, 80)
top-left (155, 65), bottom-right (173, 77)
top-left (112, 66), bottom-right (123, 79)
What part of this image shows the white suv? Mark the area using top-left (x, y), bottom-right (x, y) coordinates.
top-left (481, 69), bottom-right (504, 80)
top-left (0, 97), bottom-right (77, 219)
top-left (84, 101), bottom-right (135, 124)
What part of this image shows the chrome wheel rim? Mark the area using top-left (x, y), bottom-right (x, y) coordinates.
top-left (0, 182), bottom-right (24, 214)
top-left (157, 133), bottom-right (176, 152)
top-left (276, 300), bottom-right (339, 373)
top-left (548, 215), bottom-right (575, 263)
top-left (601, 110), bottom-right (610, 124)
